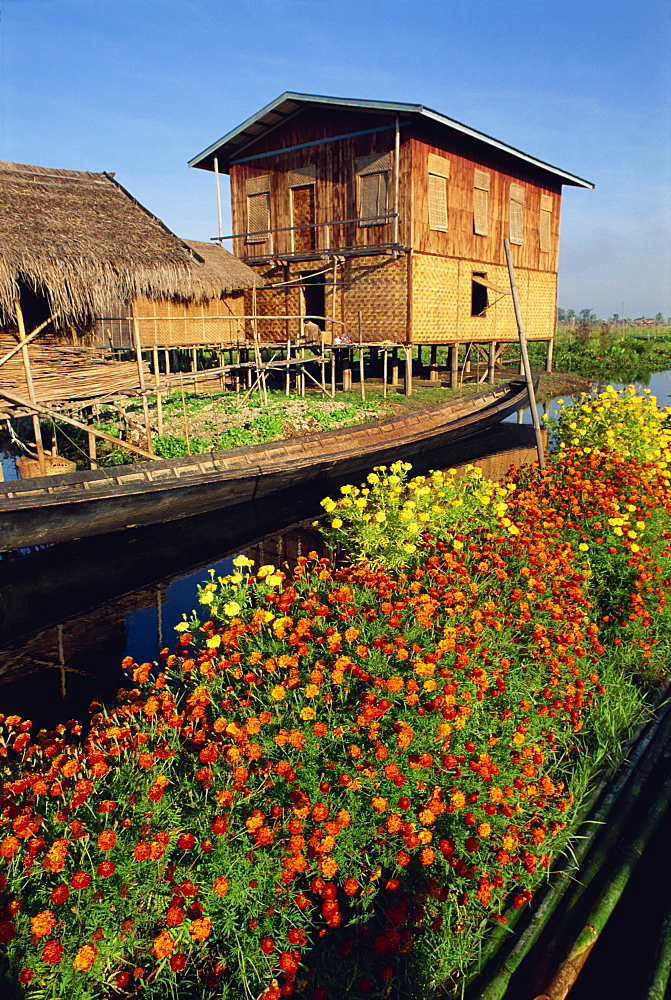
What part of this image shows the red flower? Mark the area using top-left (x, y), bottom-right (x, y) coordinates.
top-left (42, 939), bottom-right (65, 964)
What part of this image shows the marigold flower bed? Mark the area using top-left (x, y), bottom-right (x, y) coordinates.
top-left (2, 388), bottom-right (671, 1000)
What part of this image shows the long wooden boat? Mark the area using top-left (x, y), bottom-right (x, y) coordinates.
top-left (0, 377), bottom-right (537, 551)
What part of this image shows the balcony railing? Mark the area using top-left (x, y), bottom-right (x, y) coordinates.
top-left (213, 213), bottom-right (404, 262)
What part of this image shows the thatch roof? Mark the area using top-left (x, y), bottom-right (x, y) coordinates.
top-left (180, 239), bottom-right (264, 294)
top-left (0, 160), bottom-right (261, 326)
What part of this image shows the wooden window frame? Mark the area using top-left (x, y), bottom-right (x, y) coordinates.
top-left (539, 193), bottom-right (553, 253)
top-left (356, 153), bottom-right (391, 227)
top-left (473, 169), bottom-right (490, 237)
top-left (427, 154), bottom-right (450, 232)
top-left (245, 175), bottom-right (271, 245)
top-left (509, 182), bottom-right (525, 246)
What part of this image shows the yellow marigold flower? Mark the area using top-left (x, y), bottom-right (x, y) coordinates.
top-left (257, 564), bottom-right (276, 579)
top-left (199, 592), bottom-right (214, 605)
top-left (304, 684), bottom-right (320, 698)
top-left (233, 554), bottom-right (254, 567)
top-left (271, 686), bottom-right (286, 701)
top-left (205, 635), bottom-right (221, 649)
top-left (223, 602), bottom-right (241, 617)
top-left (451, 790), bottom-right (466, 809)
top-left (174, 620), bottom-right (191, 632)
top-left (331, 518), bottom-right (343, 529)
top-left (321, 498), bottom-right (336, 512)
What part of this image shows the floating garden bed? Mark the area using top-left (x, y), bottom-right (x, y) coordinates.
top-left (2, 386), bottom-right (671, 999)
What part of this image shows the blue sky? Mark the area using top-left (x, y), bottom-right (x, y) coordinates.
top-left (1, 0), bottom-right (669, 319)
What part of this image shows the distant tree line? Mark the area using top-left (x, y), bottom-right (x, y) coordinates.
top-left (557, 308), bottom-right (669, 326)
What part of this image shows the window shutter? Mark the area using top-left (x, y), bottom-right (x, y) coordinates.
top-left (509, 183), bottom-right (525, 246)
top-left (427, 153), bottom-right (450, 178)
top-left (356, 152), bottom-right (391, 175)
top-left (428, 173), bottom-right (448, 231)
top-left (247, 192), bottom-right (270, 243)
top-left (288, 164), bottom-right (316, 188)
top-left (359, 171), bottom-right (389, 225)
top-left (245, 176), bottom-right (271, 243)
top-left (539, 194), bottom-right (553, 253)
top-left (473, 170), bottom-right (490, 236)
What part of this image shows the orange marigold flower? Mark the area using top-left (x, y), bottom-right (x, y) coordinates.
top-left (178, 832), bottom-right (196, 850)
top-left (189, 917), bottom-right (213, 941)
top-left (97, 861), bottom-right (115, 878)
top-left (18, 968), bottom-right (33, 984)
top-left (30, 910), bottom-right (56, 937)
top-left (260, 936), bottom-right (275, 954)
top-left (169, 953), bottom-right (186, 972)
top-left (320, 857), bottom-right (338, 878)
top-left (137, 753), bottom-right (155, 769)
top-left (450, 790), bottom-right (466, 809)
top-left (245, 810), bottom-right (265, 832)
top-left (132, 842), bottom-right (152, 861)
top-left (371, 797), bottom-right (388, 813)
top-left (212, 876), bottom-right (229, 897)
top-left (97, 830), bottom-right (117, 851)
top-left (153, 930), bottom-right (175, 959)
top-left (72, 943), bottom-right (97, 972)
top-left (420, 847), bottom-right (435, 865)
top-left (0, 836), bottom-right (20, 859)
top-left (312, 803), bottom-right (329, 822)
top-left (343, 878), bottom-right (359, 896)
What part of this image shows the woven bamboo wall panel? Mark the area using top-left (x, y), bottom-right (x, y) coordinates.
top-left (342, 254), bottom-right (408, 343)
top-left (411, 255), bottom-right (555, 343)
top-left (411, 255), bottom-right (460, 342)
top-left (133, 294), bottom-right (246, 347)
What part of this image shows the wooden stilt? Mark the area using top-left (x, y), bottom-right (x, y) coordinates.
top-left (330, 349), bottom-right (336, 398)
top-left (488, 341), bottom-right (497, 383)
top-left (152, 346), bottom-right (163, 437)
top-left (14, 299), bottom-right (46, 474)
top-left (87, 427), bottom-right (97, 469)
top-left (429, 344), bottom-right (439, 382)
top-left (546, 337), bottom-right (554, 373)
top-left (383, 348), bottom-right (388, 399)
top-left (391, 347), bottom-right (399, 386)
top-left (285, 339), bottom-right (291, 396)
top-left (359, 347), bottom-right (366, 402)
top-left (342, 349), bottom-right (353, 392)
top-left (132, 316), bottom-right (153, 451)
top-left (404, 345), bottom-right (413, 396)
top-left (180, 374), bottom-right (191, 455)
top-left (450, 343), bottom-right (459, 389)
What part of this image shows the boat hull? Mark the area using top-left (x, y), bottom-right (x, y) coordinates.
top-left (0, 378), bottom-right (537, 550)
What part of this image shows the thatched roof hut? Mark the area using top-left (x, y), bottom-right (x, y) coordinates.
top-left (0, 160), bottom-right (261, 328)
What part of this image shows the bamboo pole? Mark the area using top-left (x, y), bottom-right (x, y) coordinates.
top-left (359, 347), bottom-right (366, 402)
top-left (645, 909), bottom-right (671, 1000)
top-left (404, 345), bottom-right (413, 396)
top-left (476, 693), bottom-right (671, 999)
top-left (180, 374), bottom-right (191, 455)
top-left (14, 299), bottom-right (46, 474)
top-left (132, 316), bottom-right (153, 451)
top-left (0, 385), bottom-right (156, 460)
top-left (537, 771), bottom-right (671, 1000)
top-left (383, 348), bottom-right (388, 398)
top-left (503, 238), bottom-right (545, 470)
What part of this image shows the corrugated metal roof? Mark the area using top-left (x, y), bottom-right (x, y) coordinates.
top-left (188, 92), bottom-right (594, 189)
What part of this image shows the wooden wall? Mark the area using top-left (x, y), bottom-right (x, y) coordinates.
top-left (229, 108), bottom-right (412, 258)
top-left (408, 129), bottom-right (562, 272)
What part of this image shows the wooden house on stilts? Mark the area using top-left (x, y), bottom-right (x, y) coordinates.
top-left (189, 93), bottom-right (593, 387)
